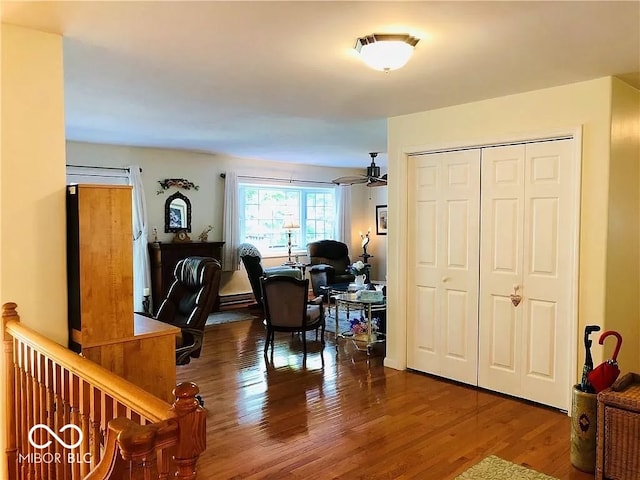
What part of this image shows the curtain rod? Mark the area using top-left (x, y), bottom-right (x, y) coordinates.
top-left (219, 173), bottom-right (334, 186)
top-left (66, 164), bottom-right (142, 172)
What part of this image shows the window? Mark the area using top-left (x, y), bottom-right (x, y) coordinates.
top-left (239, 183), bottom-right (336, 255)
top-left (66, 166), bottom-right (129, 185)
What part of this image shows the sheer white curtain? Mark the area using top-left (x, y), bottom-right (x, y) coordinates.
top-left (222, 172), bottom-right (240, 271)
top-left (335, 185), bottom-right (351, 244)
top-left (128, 166), bottom-right (152, 311)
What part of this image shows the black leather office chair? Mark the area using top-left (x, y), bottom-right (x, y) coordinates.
top-left (152, 256), bottom-right (222, 365)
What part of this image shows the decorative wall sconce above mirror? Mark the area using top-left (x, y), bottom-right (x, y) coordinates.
top-left (165, 191), bottom-right (192, 233)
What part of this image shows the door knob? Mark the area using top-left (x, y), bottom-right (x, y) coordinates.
top-left (441, 276), bottom-right (451, 283)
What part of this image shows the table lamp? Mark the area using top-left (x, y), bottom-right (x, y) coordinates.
top-left (360, 229), bottom-right (371, 256)
top-left (283, 219), bottom-right (300, 264)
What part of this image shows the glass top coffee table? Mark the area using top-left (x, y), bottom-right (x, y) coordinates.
top-left (333, 292), bottom-right (386, 355)
top-left (319, 283), bottom-right (366, 317)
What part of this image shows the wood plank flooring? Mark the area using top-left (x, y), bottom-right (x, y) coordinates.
top-left (176, 307), bottom-right (593, 480)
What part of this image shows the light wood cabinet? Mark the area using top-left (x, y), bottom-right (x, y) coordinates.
top-left (82, 314), bottom-right (179, 403)
top-left (66, 184), bottom-right (178, 402)
top-left (67, 184), bottom-right (134, 348)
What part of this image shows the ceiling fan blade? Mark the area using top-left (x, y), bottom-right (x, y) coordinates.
top-left (366, 173), bottom-right (388, 187)
top-left (366, 179), bottom-right (387, 187)
top-left (332, 175), bottom-right (369, 185)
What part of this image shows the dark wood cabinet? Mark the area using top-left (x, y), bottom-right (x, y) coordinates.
top-left (148, 241), bottom-right (225, 313)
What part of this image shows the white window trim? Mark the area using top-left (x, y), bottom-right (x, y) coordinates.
top-left (238, 180), bottom-right (337, 257)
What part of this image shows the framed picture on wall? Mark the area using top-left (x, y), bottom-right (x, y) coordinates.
top-left (376, 205), bottom-right (388, 235)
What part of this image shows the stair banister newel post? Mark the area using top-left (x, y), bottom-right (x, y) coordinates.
top-left (171, 382), bottom-right (206, 480)
top-left (3, 302), bottom-right (18, 480)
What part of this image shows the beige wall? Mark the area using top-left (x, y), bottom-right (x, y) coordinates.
top-left (0, 23), bottom-right (67, 479)
top-left (386, 77), bottom-right (621, 382)
top-left (65, 141), bottom-right (384, 297)
top-left (607, 78), bottom-right (640, 372)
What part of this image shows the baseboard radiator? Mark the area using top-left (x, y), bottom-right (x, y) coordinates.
top-left (2, 302), bottom-right (206, 480)
top-left (218, 292), bottom-right (254, 307)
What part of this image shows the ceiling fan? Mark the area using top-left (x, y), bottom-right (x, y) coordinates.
top-left (332, 152), bottom-right (388, 187)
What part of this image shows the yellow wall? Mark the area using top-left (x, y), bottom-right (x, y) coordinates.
top-left (1, 25), bottom-right (67, 340)
top-left (386, 78), bottom-right (616, 380)
top-left (65, 141), bottom-right (383, 297)
top-left (607, 78), bottom-right (640, 372)
top-left (0, 24), bottom-right (4, 480)
top-left (0, 23), bottom-right (67, 479)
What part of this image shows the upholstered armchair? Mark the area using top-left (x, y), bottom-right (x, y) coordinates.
top-left (153, 256), bottom-right (222, 365)
top-left (306, 239), bottom-right (356, 296)
top-left (260, 275), bottom-right (325, 357)
top-left (238, 243), bottom-right (301, 307)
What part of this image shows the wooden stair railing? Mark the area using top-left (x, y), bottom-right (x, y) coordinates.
top-left (3, 302), bottom-right (206, 480)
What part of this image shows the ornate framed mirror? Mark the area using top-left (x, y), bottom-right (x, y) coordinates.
top-left (164, 191), bottom-right (192, 233)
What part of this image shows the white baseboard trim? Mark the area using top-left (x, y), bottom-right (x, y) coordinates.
top-left (383, 357), bottom-right (405, 371)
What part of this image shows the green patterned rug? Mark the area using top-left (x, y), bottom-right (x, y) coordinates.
top-left (205, 310), bottom-right (254, 326)
top-left (455, 456), bottom-right (558, 480)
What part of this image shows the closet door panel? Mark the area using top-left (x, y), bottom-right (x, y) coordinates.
top-left (480, 139), bottom-right (575, 410)
top-left (487, 295), bottom-right (517, 372)
top-left (440, 151), bottom-right (480, 384)
top-left (408, 161), bottom-right (442, 373)
top-left (492, 198), bottom-right (521, 272)
top-left (408, 149), bottom-right (480, 385)
top-left (479, 145), bottom-right (525, 396)
top-left (444, 289), bottom-right (470, 359)
top-left (416, 201), bottom-right (438, 266)
top-left (528, 198), bottom-right (559, 276)
top-left (525, 299), bottom-right (556, 378)
top-left (520, 139), bottom-right (574, 409)
top-left (447, 200), bottom-right (470, 267)
top-left (415, 285), bottom-right (438, 354)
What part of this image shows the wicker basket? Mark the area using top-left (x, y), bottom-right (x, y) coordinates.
top-left (596, 372), bottom-right (640, 480)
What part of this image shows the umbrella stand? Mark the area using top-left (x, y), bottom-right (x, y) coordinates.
top-left (570, 384), bottom-right (598, 472)
top-left (571, 324), bottom-right (601, 472)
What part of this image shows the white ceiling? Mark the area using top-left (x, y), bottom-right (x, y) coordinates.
top-left (2, 1), bottom-right (639, 168)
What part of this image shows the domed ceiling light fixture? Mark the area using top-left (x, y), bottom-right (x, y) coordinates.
top-left (354, 33), bottom-right (420, 72)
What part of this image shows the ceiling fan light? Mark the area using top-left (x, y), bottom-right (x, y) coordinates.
top-left (355, 34), bottom-right (419, 72)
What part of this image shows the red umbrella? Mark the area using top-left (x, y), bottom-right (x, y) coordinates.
top-left (587, 330), bottom-right (623, 393)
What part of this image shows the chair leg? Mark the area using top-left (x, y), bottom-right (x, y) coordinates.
top-left (189, 332), bottom-right (204, 358)
top-left (264, 328), bottom-right (271, 355)
top-left (303, 331), bottom-right (307, 356)
top-left (176, 350), bottom-right (192, 366)
top-left (176, 331), bottom-right (204, 365)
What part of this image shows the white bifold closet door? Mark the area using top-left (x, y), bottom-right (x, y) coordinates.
top-left (407, 149), bottom-right (481, 386)
top-left (478, 140), bottom-right (574, 410)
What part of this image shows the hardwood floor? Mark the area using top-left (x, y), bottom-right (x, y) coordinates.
top-left (176, 308), bottom-right (592, 480)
